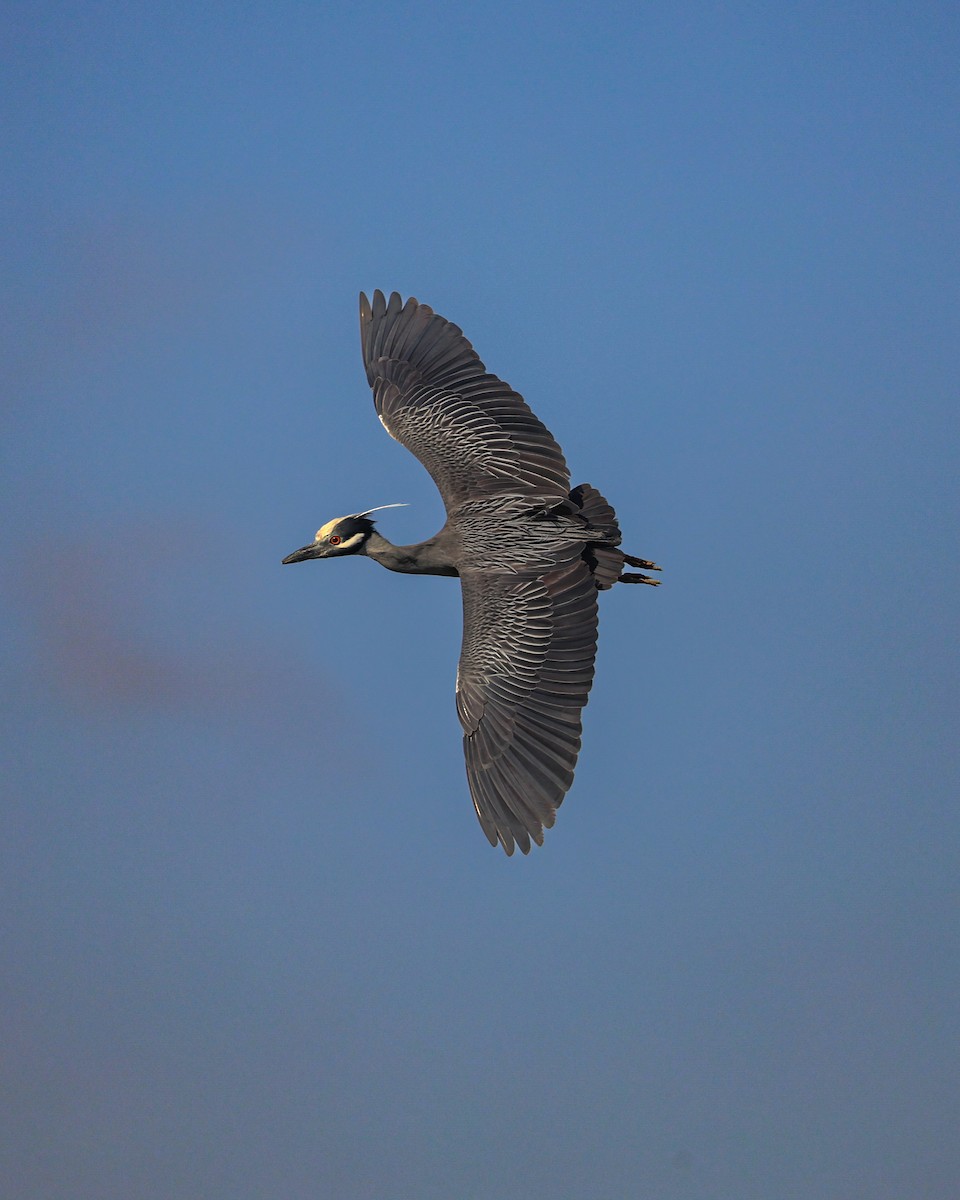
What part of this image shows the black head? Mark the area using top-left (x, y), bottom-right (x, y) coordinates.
top-left (281, 514), bottom-right (375, 564)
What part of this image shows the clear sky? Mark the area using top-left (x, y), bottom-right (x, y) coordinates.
top-left (2, 3), bottom-right (958, 1197)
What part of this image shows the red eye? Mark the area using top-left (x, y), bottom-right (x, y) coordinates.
top-left (328, 534), bottom-right (342, 545)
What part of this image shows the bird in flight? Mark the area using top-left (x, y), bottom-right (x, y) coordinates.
top-left (283, 291), bottom-right (660, 854)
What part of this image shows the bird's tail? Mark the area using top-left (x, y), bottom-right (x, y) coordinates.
top-left (570, 483), bottom-right (661, 589)
top-left (570, 483), bottom-right (623, 590)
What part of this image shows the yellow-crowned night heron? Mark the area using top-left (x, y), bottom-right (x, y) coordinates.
top-left (283, 291), bottom-right (660, 854)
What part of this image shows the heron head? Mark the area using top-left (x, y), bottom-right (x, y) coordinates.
top-left (281, 514), bottom-right (375, 563)
top-left (281, 504), bottom-right (406, 564)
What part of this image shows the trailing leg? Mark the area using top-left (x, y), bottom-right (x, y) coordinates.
top-left (618, 552), bottom-right (661, 586)
top-left (623, 553), bottom-right (661, 571)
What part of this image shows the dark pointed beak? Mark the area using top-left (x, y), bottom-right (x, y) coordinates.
top-left (281, 543), bottom-right (323, 565)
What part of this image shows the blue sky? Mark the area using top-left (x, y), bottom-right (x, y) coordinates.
top-left (2, 3), bottom-right (958, 1197)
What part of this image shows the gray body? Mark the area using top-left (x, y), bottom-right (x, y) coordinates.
top-left (283, 291), bottom-right (660, 854)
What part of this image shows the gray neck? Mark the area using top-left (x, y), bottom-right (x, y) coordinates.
top-left (363, 530), bottom-right (459, 577)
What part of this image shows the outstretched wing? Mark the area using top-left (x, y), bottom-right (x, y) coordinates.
top-left (360, 290), bottom-right (571, 512)
top-left (455, 558), bottom-right (599, 854)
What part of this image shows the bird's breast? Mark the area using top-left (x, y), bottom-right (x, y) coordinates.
top-left (454, 499), bottom-right (588, 575)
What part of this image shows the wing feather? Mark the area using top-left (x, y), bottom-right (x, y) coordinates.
top-left (457, 559), bottom-right (599, 854)
top-left (360, 290), bottom-right (571, 511)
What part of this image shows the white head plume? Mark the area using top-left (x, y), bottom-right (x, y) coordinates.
top-left (354, 503), bottom-right (409, 519)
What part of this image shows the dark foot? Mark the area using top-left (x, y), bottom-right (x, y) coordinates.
top-left (623, 553), bottom-right (661, 571)
top-left (619, 572), bottom-right (661, 585)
